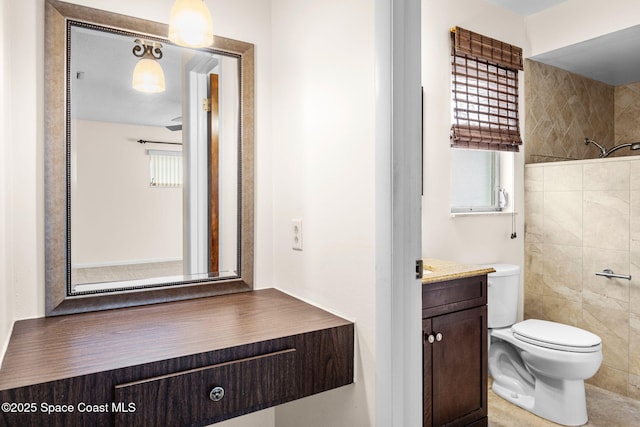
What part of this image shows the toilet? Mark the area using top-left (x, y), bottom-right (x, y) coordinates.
top-left (487, 264), bottom-right (602, 426)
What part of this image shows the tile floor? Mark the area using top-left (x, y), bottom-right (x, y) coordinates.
top-left (488, 381), bottom-right (640, 427)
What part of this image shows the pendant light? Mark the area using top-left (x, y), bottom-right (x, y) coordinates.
top-left (132, 39), bottom-right (166, 93)
top-left (168, 0), bottom-right (214, 48)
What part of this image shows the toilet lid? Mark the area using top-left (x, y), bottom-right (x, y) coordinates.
top-left (512, 319), bottom-right (602, 353)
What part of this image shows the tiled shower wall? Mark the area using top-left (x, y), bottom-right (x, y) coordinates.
top-left (525, 60), bottom-right (640, 165)
top-left (525, 60), bottom-right (614, 164)
top-left (525, 158), bottom-right (640, 398)
top-left (615, 81), bottom-right (640, 146)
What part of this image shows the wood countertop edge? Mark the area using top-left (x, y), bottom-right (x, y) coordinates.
top-left (0, 288), bottom-right (353, 391)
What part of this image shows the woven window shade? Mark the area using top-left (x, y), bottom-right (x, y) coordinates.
top-left (450, 27), bottom-right (523, 152)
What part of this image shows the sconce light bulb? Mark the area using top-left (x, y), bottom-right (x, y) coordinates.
top-left (132, 58), bottom-right (166, 93)
top-left (168, 0), bottom-right (213, 48)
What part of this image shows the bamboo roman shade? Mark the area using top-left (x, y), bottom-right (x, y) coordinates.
top-left (450, 27), bottom-right (523, 152)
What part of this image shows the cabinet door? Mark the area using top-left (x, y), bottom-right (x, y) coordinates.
top-left (423, 318), bottom-right (433, 427)
top-left (432, 306), bottom-right (487, 427)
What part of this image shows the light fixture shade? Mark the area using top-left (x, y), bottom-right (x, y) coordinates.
top-left (132, 58), bottom-right (166, 93)
top-left (168, 0), bottom-right (213, 48)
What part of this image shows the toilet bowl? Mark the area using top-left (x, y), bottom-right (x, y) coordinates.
top-left (486, 265), bottom-right (603, 426)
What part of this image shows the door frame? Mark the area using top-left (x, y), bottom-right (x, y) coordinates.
top-left (375, 0), bottom-right (423, 425)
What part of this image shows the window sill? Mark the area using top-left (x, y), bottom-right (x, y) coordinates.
top-left (450, 211), bottom-right (518, 218)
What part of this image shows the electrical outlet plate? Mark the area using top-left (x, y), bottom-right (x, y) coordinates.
top-left (292, 219), bottom-right (302, 251)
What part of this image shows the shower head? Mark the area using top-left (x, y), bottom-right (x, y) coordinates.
top-left (584, 138), bottom-right (606, 157)
top-left (584, 138), bottom-right (640, 158)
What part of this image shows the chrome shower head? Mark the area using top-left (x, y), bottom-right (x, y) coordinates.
top-left (584, 138), bottom-right (606, 157)
top-left (585, 138), bottom-right (640, 158)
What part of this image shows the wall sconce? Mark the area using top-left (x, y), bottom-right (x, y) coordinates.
top-left (168, 0), bottom-right (213, 48)
top-left (132, 39), bottom-right (166, 93)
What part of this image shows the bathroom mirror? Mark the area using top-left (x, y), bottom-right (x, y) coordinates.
top-left (45, 0), bottom-right (254, 316)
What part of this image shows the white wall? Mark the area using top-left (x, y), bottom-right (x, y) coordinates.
top-left (1, 0), bottom-right (44, 328)
top-left (526, 0), bottom-right (640, 57)
top-left (0, 0), bottom-right (13, 358)
top-left (0, 0), bottom-right (274, 425)
top-left (0, 0), bottom-right (380, 424)
top-left (270, 0), bottom-right (377, 425)
top-left (421, 0), bottom-right (527, 271)
top-left (72, 120), bottom-right (183, 266)
top-left (0, 0), bottom-right (273, 311)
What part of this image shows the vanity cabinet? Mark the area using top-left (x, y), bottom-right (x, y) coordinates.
top-left (422, 274), bottom-right (488, 427)
top-left (0, 289), bottom-right (354, 426)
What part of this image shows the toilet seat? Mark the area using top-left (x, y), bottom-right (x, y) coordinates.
top-left (512, 319), bottom-right (602, 353)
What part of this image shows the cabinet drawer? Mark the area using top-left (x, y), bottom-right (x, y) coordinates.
top-left (422, 275), bottom-right (486, 318)
top-left (114, 349), bottom-right (296, 427)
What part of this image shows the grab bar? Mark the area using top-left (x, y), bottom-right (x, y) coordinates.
top-left (595, 269), bottom-right (631, 280)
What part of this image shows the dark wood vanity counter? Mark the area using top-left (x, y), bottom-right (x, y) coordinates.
top-left (0, 289), bottom-right (354, 426)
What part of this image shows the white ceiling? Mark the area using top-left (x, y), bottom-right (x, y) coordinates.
top-left (485, 0), bottom-right (640, 86)
top-left (73, 0), bottom-right (640, 129)
top-left (530, 25), bottom-right (640, 86)
top-left (483, 0), bottom-right (568, 16)
top-left (71, 26), bottom-right (219, 129)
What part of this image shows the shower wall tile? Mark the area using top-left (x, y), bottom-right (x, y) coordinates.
top-left (542, 295), bottom-right (581, 327)
top-left (584, 161), bottom-right (630, 191)
top-left (524, 191), bottom-right (543, 242)
top-left (614, 82), bottom-right (640, 147)
top-left (525, 157), bottom-right (640, 399)
top-left (542, 244), bottom-right (582, 302)
top-left (630, 277), bottom-right (640, 316)
top-left (524, 167), bottom-right (543, 192)
top-left (630, 374), bottom-right (640, 400)
top-left (630, 161), bottom-right (640, 190)
top-left (524, 240), bottom-right (543, 296)
top-left (588, 365), bottom-right (629, 396)
top-left (630, 190), bottom-right (640, 316)
top-left (526, 62), bottom-right (640, 164)
top-left (524, 292), bottom-right (544, 320)
top-left (583, 190), bottom-right (630, 250)
top-left (543, 191), bottom-right (582, 246)
top-left (583, 303), bottom-right (629, 371)
top-left (583, 247), bottom-right (629, 303)
top-left (631, 262), bottom-right (640, 316)
top-left (524, 239), bottom-right (544, 321)
top-left (525, 60), bottom-right (614, 164)
top-left (543, 164), bottom-right (583, 191)
top-left (630, 313), bottom-right (640, 376)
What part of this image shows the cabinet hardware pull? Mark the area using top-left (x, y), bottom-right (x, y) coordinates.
top-left (209, 386), bottom-right (225, 402)
top-left (425, 333), bottom-right (435, 344)
top-left (435, 332), bottom-right (443, 342)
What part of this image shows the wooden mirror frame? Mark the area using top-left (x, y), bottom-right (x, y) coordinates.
top-left (45, 0), bottom-right (255, 316)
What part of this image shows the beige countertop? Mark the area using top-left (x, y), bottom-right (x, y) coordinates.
top-left (421, 258), bottom-right (495, 284)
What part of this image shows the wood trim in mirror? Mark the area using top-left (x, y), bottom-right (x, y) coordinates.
top-left (44, 0), bottom-right (254, 316)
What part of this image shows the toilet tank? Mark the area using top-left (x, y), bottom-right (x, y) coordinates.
top-left (486, 264), bottom-right (520, 328)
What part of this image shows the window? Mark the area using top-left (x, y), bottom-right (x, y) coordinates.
top-left (451, 149), bottom-right (499, 212)
top-left (148, 149), bottom-right (182, 187)
top-left (450, 149), bottom-right (514, 214)
top-left (449, 27), bottom-right (521, 213)
top-left (450, 27), bottom-right (523, 152)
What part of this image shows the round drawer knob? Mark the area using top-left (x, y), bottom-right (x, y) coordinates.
top-left (435, 332), bottom-right (443, 342)
top-left (209, 386), bottom-right (225, 402)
